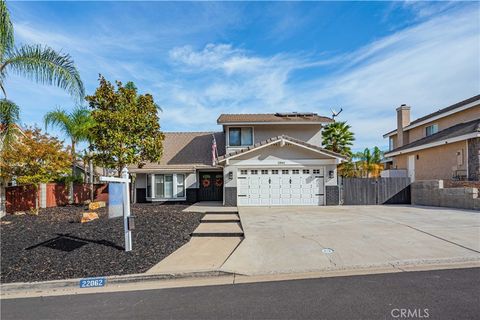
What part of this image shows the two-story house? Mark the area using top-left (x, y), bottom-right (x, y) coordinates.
top-left (130, 112), bottom-right (346, 206)
top-left (383, 94), bottom-right (480, 181)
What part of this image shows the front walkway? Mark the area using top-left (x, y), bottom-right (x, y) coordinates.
top-left (220, 205), bottom-right (480, 275)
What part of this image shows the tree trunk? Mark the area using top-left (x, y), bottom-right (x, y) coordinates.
top-left (89, 158), bottom-right (94, 201)
top-left (69, 140), bottom-right (76, 205)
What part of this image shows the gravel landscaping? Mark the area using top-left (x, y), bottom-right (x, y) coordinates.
top-left (0, 204), bottom-right (202, 283)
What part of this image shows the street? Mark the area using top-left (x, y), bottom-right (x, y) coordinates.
top-left (2, 268), bottom-right (479, 320)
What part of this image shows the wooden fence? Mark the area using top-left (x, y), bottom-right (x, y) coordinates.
top-left (341, 177), bottom-right (411, 205)
top-left (5, 183), bottom-right (108, 214)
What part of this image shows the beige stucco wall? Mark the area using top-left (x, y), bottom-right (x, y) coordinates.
top-left (408, 105), bottom-right (480, 143)
top-left (387, 105), bottom-right (480, 147)
top-left (224, 124), bottom-right (323, 153)
top-left (392, 140), bottom-right (468, 180)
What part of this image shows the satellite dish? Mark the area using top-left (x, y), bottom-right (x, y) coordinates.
top-left (330, 108), bottom-right (343, 121)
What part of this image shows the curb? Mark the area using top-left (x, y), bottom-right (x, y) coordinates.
top-left (1, 270), bottom-right (233, 295)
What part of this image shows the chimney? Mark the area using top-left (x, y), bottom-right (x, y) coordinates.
top-left (396, 104), bottom-right (411, 147)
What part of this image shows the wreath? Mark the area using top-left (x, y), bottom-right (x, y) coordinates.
top-left (202, 179), bottom-right (211, 188)
top-left (215, 176), bottom-right (223, 187)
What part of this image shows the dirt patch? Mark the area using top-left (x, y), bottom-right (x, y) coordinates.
top-left (0, 204), bottom-right (202, 283)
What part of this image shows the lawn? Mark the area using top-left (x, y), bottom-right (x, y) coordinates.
top-left (0, 203), bottom-right (202, 283)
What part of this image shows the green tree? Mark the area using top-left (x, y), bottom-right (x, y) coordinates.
top-left (354, 146), bottom-right (384, 178)
top-left (0, 0), bottom-right (84, 144)
top-left (321, 121), bottom-right (355, 157)
top-left (0, 127), bottom-right (71, 208)
top-left (86, 76), bottom-right (164, 174)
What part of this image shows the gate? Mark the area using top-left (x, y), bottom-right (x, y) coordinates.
top-left (342, 177), bottom-right (411, 205)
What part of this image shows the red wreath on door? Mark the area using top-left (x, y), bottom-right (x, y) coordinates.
top-left (202, 179), bottom-right (211, 188)
top-left (215, 176), bottom-right (223, 187)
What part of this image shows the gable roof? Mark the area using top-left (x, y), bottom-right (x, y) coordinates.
top-left (385, 119), bottom-right (480, 157)
top-left (383, 94), bottom-right (480, 137)
top-left (217, 135), bottom-right (346, 162)
top-left (128, 132), bottom-right (225, 172)
top-left (217, 113), bottom-right (333, 124)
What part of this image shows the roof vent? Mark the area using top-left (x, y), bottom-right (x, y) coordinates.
top-left (275, 112), bottom-right (317, 118)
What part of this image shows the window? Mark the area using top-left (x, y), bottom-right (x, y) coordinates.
top-left (303, 169), bottom-right (310, 174)
top-left (149, 173), bottom-right (186, 199)
top-left (251, 170), bottom-right (258, 175)
top-left (313, 169), bottom-right (320, 174)
top-left (389, 137), bottom-right (394, 151)
top-left (261, 170), bottom-right (268, 175)
top-left (292, 170), bottom-right (299, 174)
top-left (425, 124), bottom-right (438, 137)
top-left (240, 170), bottom-right (248, 175)
top-left (176, 174), bottom-right (185, 197)
top-left (229, 127), bottom-right (253, 146)
top-left (282, 170), bottom-right (289, 174)
top-left (271, 170), bottom-right (279, 174)
top-left (146, 174), bottom-right (151, 197)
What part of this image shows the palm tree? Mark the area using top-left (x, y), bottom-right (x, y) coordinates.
top-left (321, 121), bottom-right (355, 157)
top-left (0, 98), bottom-right (19, 148)
top-left (355, 147), bottom-right (384, 178)
top-left (0, 0), bottom-right (84, 143)
top-left (45, 107), bottom-right (93, 202)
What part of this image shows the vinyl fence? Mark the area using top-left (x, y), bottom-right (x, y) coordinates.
top-left (341, 177), bottom-right (411, 205)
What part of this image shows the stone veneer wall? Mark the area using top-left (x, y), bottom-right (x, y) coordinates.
top-left (468, 138), bottom-right (480, 181)
top-left (411, 180), bottom-right (479, 210)
top-left (224, 187), bottom-right (237, 206)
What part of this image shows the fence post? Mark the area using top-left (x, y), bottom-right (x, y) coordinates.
top-left (39, 183), bottom-right (47, 209)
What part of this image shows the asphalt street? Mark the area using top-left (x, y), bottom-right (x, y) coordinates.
top-left (2, 268), bottom-right (479, 320)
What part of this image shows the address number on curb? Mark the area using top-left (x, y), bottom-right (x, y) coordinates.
top-left (80, 277), bottom-right (106, 288)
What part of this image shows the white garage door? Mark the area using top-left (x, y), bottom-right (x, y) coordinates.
top-left (237, 168), bottom-right (325, 206)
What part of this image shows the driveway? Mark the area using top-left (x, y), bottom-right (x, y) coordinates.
top-left (221, 205), bottom-right (480, 275)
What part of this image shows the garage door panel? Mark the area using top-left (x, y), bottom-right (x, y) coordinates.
top-left (237, 167), bottom-right (326, 206)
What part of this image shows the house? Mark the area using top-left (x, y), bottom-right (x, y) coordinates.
top-left (130, 112), bottom-right (346, 206)
top-left (383, 95), bottom-right (480, 181)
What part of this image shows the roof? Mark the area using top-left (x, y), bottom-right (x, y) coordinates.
top-left (409, 94), bottom-right (480, 126)
top-left (217, 113), bottom-right (333, 124)
top-left (128, 132), bottom-right (225, 172)
top-left (385, 119), bottom-right (480, 156)
top-left (218, 135), bottom-right (346, 161)
top-left (383, 94), bottom-right (480, 137)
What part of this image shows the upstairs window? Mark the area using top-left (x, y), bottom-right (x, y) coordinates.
top-left (229, 127), bottom-right (253, 147)
top-left (389, 137), bottom-right (394, 151)
top-left (425, 124), bottom-right (438, 137)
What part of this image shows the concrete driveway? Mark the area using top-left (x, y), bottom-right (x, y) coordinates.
top-left (221, 206), bottom-right (480, 275)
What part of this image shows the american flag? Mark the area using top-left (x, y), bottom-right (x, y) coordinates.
top-left (212, 134), bottom-right (218, 166)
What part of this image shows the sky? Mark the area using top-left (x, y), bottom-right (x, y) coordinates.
top-left (6, 1), bottom-right (480, 152)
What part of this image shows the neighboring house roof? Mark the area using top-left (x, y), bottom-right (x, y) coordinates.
top-left (74, 160), bottom-right (110, 177)
top-left (217, 135), bottom-right (346, 162)
top-left (217, 113), bottom-right (333, 124)
top-left (385, 119), bottom-right (480, 157)
top-left (129, 132), bottom-right (225, 173)
top-left (383, 94), bottom-right (480, 137)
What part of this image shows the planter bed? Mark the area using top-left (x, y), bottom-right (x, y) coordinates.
top-left (0, 203), bottom-right (202, 283)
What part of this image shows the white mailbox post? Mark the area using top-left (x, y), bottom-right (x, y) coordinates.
top-left (100, 167), bottom-right (132, 252)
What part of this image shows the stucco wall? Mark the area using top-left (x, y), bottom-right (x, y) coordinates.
top-left (224, 124), bottom-right (323, 153)
top-left (392, 141), bottom-right (468, 180)
top-left (387, 105), bottom-right (480, 147)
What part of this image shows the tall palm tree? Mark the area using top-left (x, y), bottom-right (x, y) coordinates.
top-left (45, 107), bottom-right (93, 202)
top-left (0, 0), bottom-right (84, 143)
top-left (321, 121), bottom-right (355, 157)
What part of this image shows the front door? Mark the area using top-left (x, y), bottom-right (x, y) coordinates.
top-left (198, 172), bottom-right (223, 201)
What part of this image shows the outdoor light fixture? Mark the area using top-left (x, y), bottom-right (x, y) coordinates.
top-left (228, 171), bottom-right (233, 180)
top-left (329, 170), bottom-right (334, 178)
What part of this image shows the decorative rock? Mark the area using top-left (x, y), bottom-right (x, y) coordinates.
top-left (13, 211), bottom-right (26, 216)
top-left (88, 201), bottom-right (106, 211)
top-left (83, 199), bottom-right (92, 205)
top-left (80, 212), bottom-right (99, 223)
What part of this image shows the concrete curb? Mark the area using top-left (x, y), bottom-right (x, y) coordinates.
top-left (1, 270), bottom-right (233, 296)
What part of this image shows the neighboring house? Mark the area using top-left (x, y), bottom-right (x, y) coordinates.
top-left (130, 112), bottom-right (346, 206)
top-left (383, 95), bottom-right (480, 181)
top-left (74, 160), bottom-right (115, 183)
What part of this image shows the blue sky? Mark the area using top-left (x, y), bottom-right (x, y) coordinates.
top-left (6, 1), bottom-right (480, 152)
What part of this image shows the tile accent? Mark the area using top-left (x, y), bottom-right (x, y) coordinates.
top-left (468, 138), bottom-right (480, 181)
top-left (224, 187), bottom-right (237, 206)
top-left (326, 185), bottom-right (339, 205)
